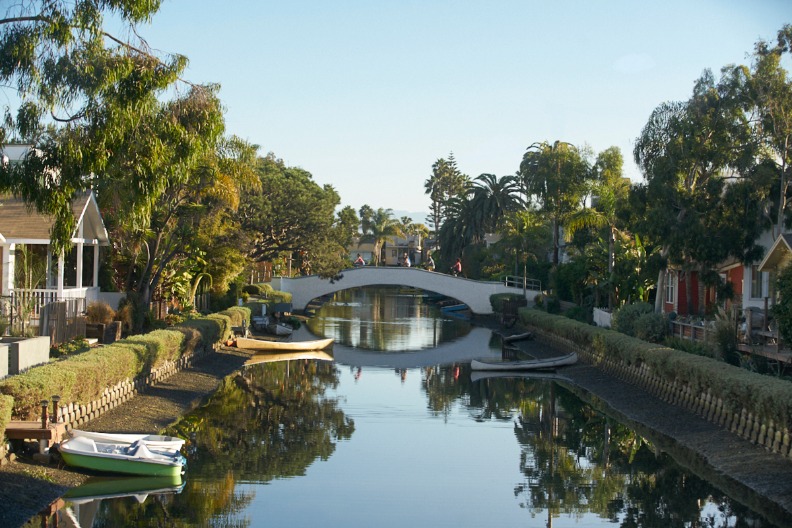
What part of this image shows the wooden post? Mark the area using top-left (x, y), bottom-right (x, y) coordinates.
top-left (40, 400), bottom-right (48, 429)
top-left (51, 395), bottom-right (60, 423)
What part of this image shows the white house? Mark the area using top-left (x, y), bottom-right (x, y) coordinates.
top-left (1, 145), bottom-right (110, 330)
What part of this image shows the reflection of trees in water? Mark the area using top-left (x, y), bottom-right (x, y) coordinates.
top-left (307, 287), bottom-right (469, 350)
top-left (97, 359), bottom-right (354, 527)
top-left (171, 360), bottom-right (353, 480)
top-left (464, 377), bottom-right (775, 527)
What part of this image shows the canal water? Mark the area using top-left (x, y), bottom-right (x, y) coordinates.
top-left (40, 287), bottom-right (781, 527)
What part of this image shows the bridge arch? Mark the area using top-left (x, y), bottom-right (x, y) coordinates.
top-left (271, 267), bottom-right (537, 314)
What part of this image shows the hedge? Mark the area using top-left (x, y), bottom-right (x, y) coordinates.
top-left (489, 293), bottom-right (528, 314)
top-left (0, 395), bottom-right (12, 433)
top-left (0, 313), bottom-right (232, 421)
top-left (519, 307), bottom-right (792, 432)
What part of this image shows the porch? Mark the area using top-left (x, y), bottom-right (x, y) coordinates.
top-left (0, 191), bottom-right (109, 339)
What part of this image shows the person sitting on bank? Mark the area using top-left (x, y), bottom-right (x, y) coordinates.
top-left (401, 252), bottom-right (411, 267)
top-left (451, 257), bottom-right (462, 276)
top-left (354, 253), bottom-right (365, 267)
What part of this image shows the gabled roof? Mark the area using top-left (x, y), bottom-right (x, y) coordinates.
top-left (0, 192), bottom-right (109, 245)
top-left (758, 233), bottom-right (792, 272)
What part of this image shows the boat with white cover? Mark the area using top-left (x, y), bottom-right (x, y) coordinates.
top-left (58, 435), bottom-right (186, 477)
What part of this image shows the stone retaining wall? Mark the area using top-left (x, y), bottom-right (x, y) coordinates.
top-left (53, 342), bottom-right (216, 434)
top-left (535, 328), bottom-right (792, 458)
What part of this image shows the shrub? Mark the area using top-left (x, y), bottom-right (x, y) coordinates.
top-left (664, 336), bottom-right (714, 357)
top-left (612, 302), bottom-right (653, 337)
top-left (633, 312), bottom-right (667, 343)
top-left (243, 284), bottom-right (262, 295)
top-left (86, 301), bottom-right (115, 325)
top-left (564, 305), bottom-right (590, 323)
top-left (489, 293), bottom-right (528, 313)
top-left (51, 337), bottom-right (90, 358)
top-left (545, 295), bottom-right (561, 314)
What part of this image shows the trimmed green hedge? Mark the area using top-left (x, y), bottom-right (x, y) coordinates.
top-left (0, 395), bottom-right (12, 433)
top-left (519, 307), bottom-right (792, 431)
top-left (489, 293), bottom-right (528, 314)
top-left (0, 316), bottom-right (223, 421)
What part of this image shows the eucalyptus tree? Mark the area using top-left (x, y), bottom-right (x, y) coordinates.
top-left (358, 208), bottom-right (403, 266)
top-left (518, 141), bottom-right (592, 278)
top-left (0, 0), bottom-right (206, 255)
top-left (731, 24), bottom-right (792, 235)
top-left (424, 153), bottom-right (469, 245)
top-left (102, 132), bottom-right (259, 329)
top-left (634, 69), bottom-right (765, 313)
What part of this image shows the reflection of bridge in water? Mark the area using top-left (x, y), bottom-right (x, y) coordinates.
top-left (293, 327), bottom-right (499, 369)
top-left (272, 267), bottom-right (539, 314)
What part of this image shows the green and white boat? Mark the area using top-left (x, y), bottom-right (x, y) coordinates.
top-left (58, 435), bottom-right (186, 477)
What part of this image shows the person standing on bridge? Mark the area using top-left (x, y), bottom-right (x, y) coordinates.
top-left (426, 253), bottom-right (435, 271)
top-left (451, 257), bottom-right (462, 277)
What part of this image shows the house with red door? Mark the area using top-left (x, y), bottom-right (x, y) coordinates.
top-left (661, 230), bottom-right (776, 318)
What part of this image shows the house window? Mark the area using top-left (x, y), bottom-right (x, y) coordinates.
top-left (750, 265), bottom-right (765, 300)
top-left (665, 270), bottom-right (675, 303)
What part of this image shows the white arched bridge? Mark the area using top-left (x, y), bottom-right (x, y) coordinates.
top-left (270, 267), bottom-right (540, 314)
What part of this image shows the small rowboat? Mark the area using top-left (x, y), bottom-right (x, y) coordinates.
top-left (470, 352), bottom-right (577, 371)
top-left (235, 336), bottom-right (334, 352)
top-left (69, 430), bottom-right (185, 453)
top-left (58, 435), bottom-right (186, 477)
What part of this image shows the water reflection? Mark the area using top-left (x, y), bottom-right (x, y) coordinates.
top-left (467, 373), bottom-right (780, 527)
top-left (306, 287), bottom-right (470, 350)
top-left (31, 288), bottom-right (785, 527)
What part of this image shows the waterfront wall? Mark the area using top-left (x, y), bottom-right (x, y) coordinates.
top-left (522, 308), bottom-right (792, 458)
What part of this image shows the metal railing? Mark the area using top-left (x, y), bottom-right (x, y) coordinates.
top-left (503, 276), bottom-right (542, 292)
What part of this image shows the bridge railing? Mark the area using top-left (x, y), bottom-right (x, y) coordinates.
top-left (503, 276), bottom-right (542, 292)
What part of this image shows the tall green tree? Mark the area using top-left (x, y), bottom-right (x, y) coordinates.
top-left (240, 154), bottom-right (342, 277)
top-left (424, 153), bottom-right (469, 247)
top-left (518, 141), bottom-right (591, 282)
top-left (733, 24), bottom-right (792, 235)
top-left (634, 69), bottom-right (765, 313)
top-left (358, 208), bottom-right (403, 266)
top-left (565, 147), bottom-right (629, 309)
top-left (0, 0), bottom-right (198, 254)
top-left (102, 130), bottom-right (258, 329)
top-left (334, 206), bottom-right (361, 251)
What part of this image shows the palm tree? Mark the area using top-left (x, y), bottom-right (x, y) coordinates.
top-left (470, 173), bottom-right (523, 234)
top-left (518, 141), bottom-right (591, 276)
top-left (359, 208), bottom-right (403, 265)
top-left (564, 147), bottom-right (628, 309)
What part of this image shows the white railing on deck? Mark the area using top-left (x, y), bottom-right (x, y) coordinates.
top-left (503, 275), bottom-right (542, 292)
top-left (9, 287), bottom-right (97, 319)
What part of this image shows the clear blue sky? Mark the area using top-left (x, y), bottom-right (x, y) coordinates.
top-left (138, 0), bottom-right (788, 216)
